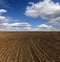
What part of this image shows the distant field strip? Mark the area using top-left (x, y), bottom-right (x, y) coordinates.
top-left (0, 32), bottom-right (60, 62)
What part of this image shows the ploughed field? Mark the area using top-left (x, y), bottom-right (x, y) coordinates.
top-left (0, 32), bottom-right (60, 62)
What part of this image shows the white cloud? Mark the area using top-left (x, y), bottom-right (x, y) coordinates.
top-left (0, 16), bottom-right (9, 22)
top-left (0, 9), bottom-right (9, 23)
top-left (0, 27), bottom-right (21, 31)
top-left (37, 24), bottom-right (52, 28)
top-left (0, 9), bottom-right (7, 13)
top-left (25, 0), bottom-right (60, 24)
top-left (33, 24), bottom-right (56, 31)
top-left (49, 17), bottom-right (60, 24)
top-left (0, 23), bottom-right (58, 31)
top-left (0, 22), bottom-right (31, 27)
top-left (23, 27), bottom-right (32, 31)
top-left (0, 22), bottom-right (32, 31)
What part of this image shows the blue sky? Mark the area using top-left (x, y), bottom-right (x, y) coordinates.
top-left (0, 0), bottom-right (60, 31)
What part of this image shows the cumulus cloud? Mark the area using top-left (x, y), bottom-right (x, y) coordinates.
top-left (23, 27), bottom-right (32, 31)
top-left (32, 24), bottom-right (56, 31)
top-left (0, 22), bottom-right (31, 27)
top-left (0, 9), bottom-right (7, 13)
top-left (0, 22), bottom-right (58, 31)
top-left (0, 8), bottom-right (32, 31)
top-left (0, 9), bottom-right (9, 23)
top-left (0, 27), bottom-right (21, 31)
top-left (37, 24), bottom-right (54, 31)
top-left (0, 16), bottom-right (9, 22)
top-left (25, 0), bottom-right (60, 24)
top-left (38, 24), bottom-right (52, 28)
top-left (0, 22), bottom-right (32, 31)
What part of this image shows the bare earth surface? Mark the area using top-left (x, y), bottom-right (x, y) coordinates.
top-left (0, 32), bottom-right (60, 62)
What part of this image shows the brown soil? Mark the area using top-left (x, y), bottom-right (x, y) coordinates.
top-left (0, 32), bottom-right (60, 62)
